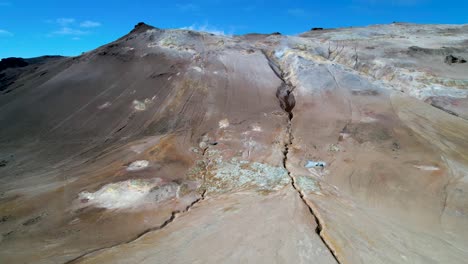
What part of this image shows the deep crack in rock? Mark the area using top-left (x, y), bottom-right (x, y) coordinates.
top-left (66, 133), bottom-right (214, 263)
top-left (64, 190), bottom-right (206, 264)
top-left (264, 50), bottom-right (342, 264)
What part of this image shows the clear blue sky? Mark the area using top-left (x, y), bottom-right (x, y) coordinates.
top-left (1, 0), bottom-right (467, 59)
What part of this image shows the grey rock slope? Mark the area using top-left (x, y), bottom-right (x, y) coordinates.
top-left (0, 22), bottom-right (467, 263)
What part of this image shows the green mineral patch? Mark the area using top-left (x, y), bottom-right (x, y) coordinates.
top-left (204, 158), bottom-right (290, 194)
top-left (424, 78), bottom-right (468, 89)
top-left (178, 182), bottom-right (192, 197)
top-left (160, 35), bottom-right (178, 47)
top-left (186, 160), bottom-right (206, 179)
top-left (295, 175), bottom-right (321, 193)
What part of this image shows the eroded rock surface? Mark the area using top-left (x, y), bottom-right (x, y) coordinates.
top-left (0, 22), bottom-right (467, 263)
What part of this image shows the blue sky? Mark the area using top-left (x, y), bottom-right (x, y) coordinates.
top-left (1, 0), bottom-right (467, 59)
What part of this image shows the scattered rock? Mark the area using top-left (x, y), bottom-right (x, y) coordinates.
top-left (218, 119), bottom-right (230, 129)
top-left (445, 54), bottom-right (467, 65)
top-left (251, 125), bottom-right (262, 132)
top-left (132, 100), bottom-right (147, 111)
top-left (0, 160), bottom-right (7, 167)
top-left (338, 132), bottom-right (350, 141)
top-left (328, 144), bottom-right (340, 152)
top-left (149, 183), bottom-right (180, 201)
top-left (392, 141), bottom-right (400, 151)
top-left (205, 158), bottom-right (289, 193)
top-left (22, 215), bottom-right (42, 226)
top-left (199, 141), bottom-right (208, 150)
top-left (190, 147), bottom-right (200, 153)
top-left (0, 215), bottom-right (11, 223)
top-left (305, 160), bottom-right (327, 168)
top-left (198, 134), bottom-right (217, 153)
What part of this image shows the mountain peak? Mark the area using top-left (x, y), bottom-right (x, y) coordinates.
top-left (129, 22), bottom-right (156, 34)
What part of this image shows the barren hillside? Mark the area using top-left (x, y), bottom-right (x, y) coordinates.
top-left (1, 22), bottom-right (467, 263)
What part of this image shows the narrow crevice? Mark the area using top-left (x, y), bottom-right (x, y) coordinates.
top-left (263, 50), bottom-right (341, 264)
top-left (67, 138), bottom-right (212, 263)
top-left (65, 190), bottom-right (206, 264)
top-left (429, 102), bottom-right (460, 117)
top-left (289, 173), bottom-right (341, 264)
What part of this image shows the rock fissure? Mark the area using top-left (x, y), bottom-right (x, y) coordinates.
top-left (65, 190), bottom-right (206, 264)
top-left (265, 50), bottom-right (341, 264)
top-left (68, 131), bottom-right (213, 263)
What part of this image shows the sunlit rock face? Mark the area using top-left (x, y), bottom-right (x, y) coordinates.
top-left (0, 22), bottom-right (467, 264)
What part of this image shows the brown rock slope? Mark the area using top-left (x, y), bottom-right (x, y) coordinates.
top-left (0, 22), bottom-right (467, 263)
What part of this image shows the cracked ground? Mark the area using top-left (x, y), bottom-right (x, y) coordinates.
top-left (1, 22), bottom-right (468, 263)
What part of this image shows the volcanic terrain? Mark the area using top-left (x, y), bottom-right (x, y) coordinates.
top-left (1, 22), bottom-right (468, 263)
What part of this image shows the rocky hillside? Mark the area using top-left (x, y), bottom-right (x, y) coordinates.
top-left (0, 22), bottom-right (467, 263)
